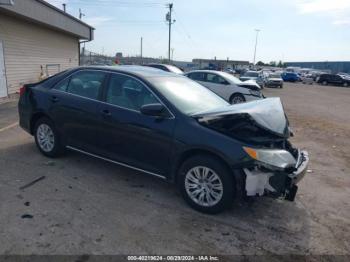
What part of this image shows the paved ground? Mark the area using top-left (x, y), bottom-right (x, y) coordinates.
top-left (0, 83), bottom-right (349, 256)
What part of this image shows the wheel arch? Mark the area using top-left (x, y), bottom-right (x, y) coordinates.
top-left (229, 92), bottom-right (245, 103)
top-left (172, 148), bottom-right (235, 182)
top-left (30, 112), bottom-right (52, 135)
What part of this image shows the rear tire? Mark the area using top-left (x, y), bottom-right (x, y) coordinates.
top-left (343, 82), bottom-right (349, 87)
top-left (34, 117), bottom-right (64, 158)
top-left (322, 81), bottom-right (328, 85)
top-left (230, 93), bottom-right (246, 104)
top-left (178, 155), bottom-right (234, 214)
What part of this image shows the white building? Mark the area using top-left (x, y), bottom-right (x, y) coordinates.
top-left (0, 0), bottom-right (94, 98)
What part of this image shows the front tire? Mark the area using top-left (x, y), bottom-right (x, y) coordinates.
top-left (230, 93), bottom-right (246, 104)
top-left (343, 82), bottom-right (349, 87)
top-left (34, 117), bottom-right (64, 157)
top-left (322, 80), bottom-right (328, 85)
top-left (178, 155), bottom-right (234, 214)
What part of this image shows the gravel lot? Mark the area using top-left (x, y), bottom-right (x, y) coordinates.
top-left (0, 83), bottom-right (349, 257)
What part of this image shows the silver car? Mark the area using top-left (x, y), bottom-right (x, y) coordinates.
top-left (239, 70), bottom-right (265, 88)
top-left (185, 70), bottom-right (263, 104)
top-left (266, 73), bottom-right (284, 88)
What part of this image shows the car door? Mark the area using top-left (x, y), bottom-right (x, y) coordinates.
top-left (202, 73), bottom-right (231, 99)
top-left (95, 72), bottom-right (176, 176)
top-left (49, 70), bottom-right (107, 152)
top-left (333, 75), bottom-right (343, 85)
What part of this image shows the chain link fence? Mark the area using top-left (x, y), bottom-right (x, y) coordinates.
top-left (80, 48), bottom-right (166, 66)
top-left (80, 48), bottom-right (114, 66)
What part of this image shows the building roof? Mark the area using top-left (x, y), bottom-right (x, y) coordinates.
top-left (0, 0), bottom-right (94, 40)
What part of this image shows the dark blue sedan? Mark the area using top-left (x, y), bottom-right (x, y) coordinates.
top-left (18, 66), bottom-right (309, 213)
top-left (281, 72), bottom-right (301, 82)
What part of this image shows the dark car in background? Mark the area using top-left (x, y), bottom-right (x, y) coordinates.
top-left (18, 66), bottom-right (309, 214)
top-left (144, 63), bottom-right (183, 74)
top-left (281, 72), bottom-right (301, 82)
top-left (316, 74), bottom-right (350, 87)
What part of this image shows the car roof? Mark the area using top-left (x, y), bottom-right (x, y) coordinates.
top-left (147, 63), bottom-right (167, 67)
top-left (74, 65), bottom-right (179, 79)
top-left (186, 70), bottom-right (221, 74)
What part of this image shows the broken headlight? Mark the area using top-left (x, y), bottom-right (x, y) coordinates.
top-left (243, 146), bottom-right (296, 170)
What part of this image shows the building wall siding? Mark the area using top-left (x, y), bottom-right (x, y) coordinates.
top-left (0, 13), bottom-right (79, 95)
top-left (285, 61), bottom-right (350, 74)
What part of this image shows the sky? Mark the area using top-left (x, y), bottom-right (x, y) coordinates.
top-left (46, 0), bottom-right (350, 63)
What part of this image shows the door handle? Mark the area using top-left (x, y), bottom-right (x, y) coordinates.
top-left (50, 96), bottom-right (59, 103)
top-left (101, 109), bottom-right (111, 117)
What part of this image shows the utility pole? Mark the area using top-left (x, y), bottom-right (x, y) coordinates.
top-left (79, 8), bottom-right (85, 20)
top-left (253, 29), bottom-right (260, 66)
top-left (171, 48), bottom-right (174, 61)
top-left (166, 3), bottom-right (175, 63)
top-left (140, 37), bottom-right (143, 64)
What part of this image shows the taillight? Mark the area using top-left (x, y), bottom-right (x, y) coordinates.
top-left (19, 86), bottom-right (26, 96)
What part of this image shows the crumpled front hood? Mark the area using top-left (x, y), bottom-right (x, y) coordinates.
top-left (237, 81), bottom-right (261, 90)
top-left (192, 98), bottom-right (288, 137)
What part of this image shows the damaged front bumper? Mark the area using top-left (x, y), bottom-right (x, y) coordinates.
top-left (243, 150), bottom-right (309, 201)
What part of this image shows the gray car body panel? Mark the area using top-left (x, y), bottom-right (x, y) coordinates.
top-left (192, 97), bottom-right (287, 136)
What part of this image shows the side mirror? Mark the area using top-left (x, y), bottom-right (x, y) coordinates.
top-left (140, 103), bottom-right (166, 117)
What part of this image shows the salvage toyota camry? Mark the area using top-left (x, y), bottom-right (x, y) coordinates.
top-left (18, 66), bottom-right (309, 213)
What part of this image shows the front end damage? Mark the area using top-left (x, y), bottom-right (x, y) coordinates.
top-left (243, 149), bottom-right (309, 201)
top-left (192, 97), bottom-right (309, 201)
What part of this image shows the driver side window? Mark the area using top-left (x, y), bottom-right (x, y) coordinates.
top-left (206, 73), bottom-right (228, 85)
top-left (106, 74), bottom-right (159, 111)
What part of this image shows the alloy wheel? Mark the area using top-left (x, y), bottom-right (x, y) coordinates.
top-left (185, 166), bottom-right (223, 207)
top-left (232, 96), bottom-right (244, 104)
top-left (36, 124), bottom-right (55, 152)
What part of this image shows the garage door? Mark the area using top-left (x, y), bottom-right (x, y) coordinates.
top-left (0, 14), bottom-right (79, 95)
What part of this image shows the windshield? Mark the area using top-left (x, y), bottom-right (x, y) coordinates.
top-left (244, 72), bottom-right (259, 77)
top-left (151, 76), bottom-right (229, 115)
top-left (216, 71), bottom-right (242, 84)
top-left (269, 73), bottom-right (281, 78)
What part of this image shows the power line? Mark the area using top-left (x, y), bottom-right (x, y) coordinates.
top-left (59, 0), bottom-right (168, 7)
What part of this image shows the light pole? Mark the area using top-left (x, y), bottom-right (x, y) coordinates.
top-left (253, 29), bottom-right (260, 66)
top-left (171, 48), bottom-right (174, 61)
top-left (166, 3), bottom-right (175, 63)
top-left (140, 37), bottom-right (143, 64)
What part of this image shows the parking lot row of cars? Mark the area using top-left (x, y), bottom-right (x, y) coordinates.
top-left (146, 63), bottom-right (345, 88)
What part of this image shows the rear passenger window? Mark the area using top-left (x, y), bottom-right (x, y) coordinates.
top-left (67, 71), bottom-right (107, 100)
top-left (54, 78), bottom-right (69, 91)
top-left (188, 72), bottom-right (205, 81)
